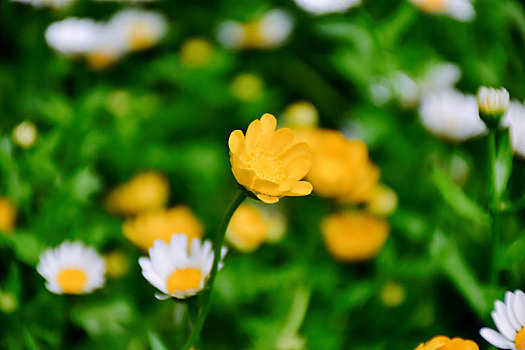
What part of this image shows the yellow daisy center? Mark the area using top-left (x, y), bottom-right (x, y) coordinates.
top-left (129, 23), bottom-right (155, 51)
top-left (515, 327), bottom-right (525, 350)
top-left (166, 268), bottom-right (203, 294)
top-left (417, 0), bottom-right (446, 12)
top-left (57, 268), bottom-right (88, 294)
top-left (246, 151), bottom-right (286, 183)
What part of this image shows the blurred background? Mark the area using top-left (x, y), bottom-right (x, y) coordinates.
top-left (2, 0), bottom-right (525, 349)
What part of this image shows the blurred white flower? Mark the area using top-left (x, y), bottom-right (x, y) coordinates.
top-left (12, 121), bottom-right (38, 148)
top-left (217, 21), bottom-right (246, 49)
top-left (502, 101), bottom-right (525, 158)
top-left (370, 63), bottom-right (461, 109)
top-left (37, 241), bottom-right (106, 295)
top-left (257, 10), bottom-right (294, 48)
top-left (293, 0), bottom-right (361, 15)
top-left (480, 290), bottom-right (525, 349)
top-left (12, 0), bottom-right (74, 8)
top-left (410, 0), bottom-right (475, 22)
top-left (45, 18), bottom-right (102, 56)
top-left (217, 10), bottom-right (293, 50)
top-left (107, 9), bottom-right (167, 52)
top-left (139, 234), bottom-right (227, 299)
top-left (420, 63), bottom-right (462, 92)
top-left (419, 89), bottom-right (486, 142)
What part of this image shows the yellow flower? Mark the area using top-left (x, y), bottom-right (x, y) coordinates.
top-left (103, 251), bottom-right (129, 278)
top-left (380, 281), bottom-right (405, 307)
top-left (106, 171), bottom-right (169, 216)
top-left (226, 202), bottom-right (286, 252)
top-left (180, 38), bottom-right (214, 68)
top-left (415, 336), bottom-right (478, 350)
top-left (320, 211), bottom-right (389, 262)
top-left (230, 73), bottom-right (264, 102)
top-left (366, 184), bottom-right (398, 216)
top-left (305, 130), bottom-right (379, 202)
top-left (281, 101), bottom-right (319, 130)
top-left (0, 197), bottom-right (17, 234)
top-left (122, 206), bottom-right (204, 250)
top-left (229, 113), bottom-right (313, 204)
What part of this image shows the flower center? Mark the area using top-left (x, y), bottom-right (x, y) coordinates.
top-left (515, 327), bottom-right (525, 350)
top-left (417, 0), bottom-right (446, 12)
top-left (57, 268), bottom-right (88, 294)
top-left (166, 268), bottom-right (203, 294)
top-left (246, 151), bottom-right (286, 183)
top-left (129, 23), bottom-right (155, 51)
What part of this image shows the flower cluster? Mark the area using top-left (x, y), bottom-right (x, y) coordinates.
top-left (45, 9), bottom-right (167, 69)
top-left (217, 10), bottom-right (293, 50)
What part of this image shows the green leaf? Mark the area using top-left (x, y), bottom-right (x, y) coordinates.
top-left (148, 332), bottom-right (169, 350)
top-left (501, 234), bottom-right (525, 267)
top-left (431, 166), bottom-right (490, 226)
top-left (430, 231), bottom-right (489, 317)
top-left (7, 232), bottom-right (46, 266)
top-left (494, 128), bottom-right (513, 198)
top-left (71, 299), bottom-right (134, 336)
top-left (69, 167), bottom-right (101, 203)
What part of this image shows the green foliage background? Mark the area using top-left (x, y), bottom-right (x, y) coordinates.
top-left (1, 0), bottom-right (525, 349)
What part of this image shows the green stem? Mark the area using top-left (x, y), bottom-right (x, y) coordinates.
top-left (182, 190), bottom-right (246, 350)
top-left (489, 130), bottom-right (501, 286)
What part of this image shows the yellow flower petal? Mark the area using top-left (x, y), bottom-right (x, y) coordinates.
top-left (245, 119), bottom-right (263, 152)
top-left (256, 194), bottom-right (280, 204)
top-left (289, 181), bottom-right (313, 196)
top-left (268, 128), bottom-right (295, 154)
top-left (228, 130), bottom-right (246, 156)
top-left (285, 155), bottom-right (313, 180)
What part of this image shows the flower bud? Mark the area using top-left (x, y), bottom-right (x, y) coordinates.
top-left (477, 87), bottom-right (509, 129)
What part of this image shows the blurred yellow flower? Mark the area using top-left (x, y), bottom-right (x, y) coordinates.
top-left (415, 336), bottom-right (478, 350)
top-left (229, 113), bottom-right (313, 204)
top-left (0, 197), bottom-right (17, 234)
top-left (226, 203), bottom-right (269, 252)
top-left (305, 130), bottom-right (379, 202)
top-left (320, 211), bottom-right (389, 262)
top-left (180, 38), bottom-right (214, 68)
top-left (103, 251), bottom-right (129, 278)
top-left (380, 281), bottom-right (405, 307)
top-left (226, 202), bottom-right (285, 252)
top-left (281, 101), bottom-right (319, 130)
top-left (86, 50), bottom-right (122, 70)
top-left (12, 121), bottom-right (38, 148)
top-left (106, 171), bottom-right (169, 216)
top-left (122, 206), bottom-right (204, 250)
top-left (366, 184), bottom-right (398, 216)
top-left (230, 73), bottom-right (264, 102)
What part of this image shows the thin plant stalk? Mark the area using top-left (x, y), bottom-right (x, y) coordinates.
top-left (182, 190), bottom-right (246, 350)
top-left (488, 130), bottom-right (501, 286)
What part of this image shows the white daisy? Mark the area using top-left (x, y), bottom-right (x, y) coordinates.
top-left (409, 0), bottom-right (475, 22)
top-left (37, 241), bottom-right (106, 295)
top-left (11, 0), bottom-right (75, 8)
top-left (217, 21), bottom-right (246, 49)
top-left (45, 18), bottom-right (102, 56)
top-left (293, 0), bottom-right (361, 15)
top-left (480, 290), bottom-right (525, 349)
top-left (139, 234), bottom-right (227, 299)
top-left (257, 10), bottom-right (294, 48)
top-left (107, 9), bottom-right (167, 52)
top-left (501, 101), bottom-right (525, 159)
top-left (419, 89), bottom-right (486, 142)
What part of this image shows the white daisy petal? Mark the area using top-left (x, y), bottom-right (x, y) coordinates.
top-left (504, 293), bottom-right (522, 331)
top-left (493, 310), bottom-right (517, 341)
top-left (514, 290), bottom-right (525, 325)
top-left (480, 327), bottom-right (515, 349)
